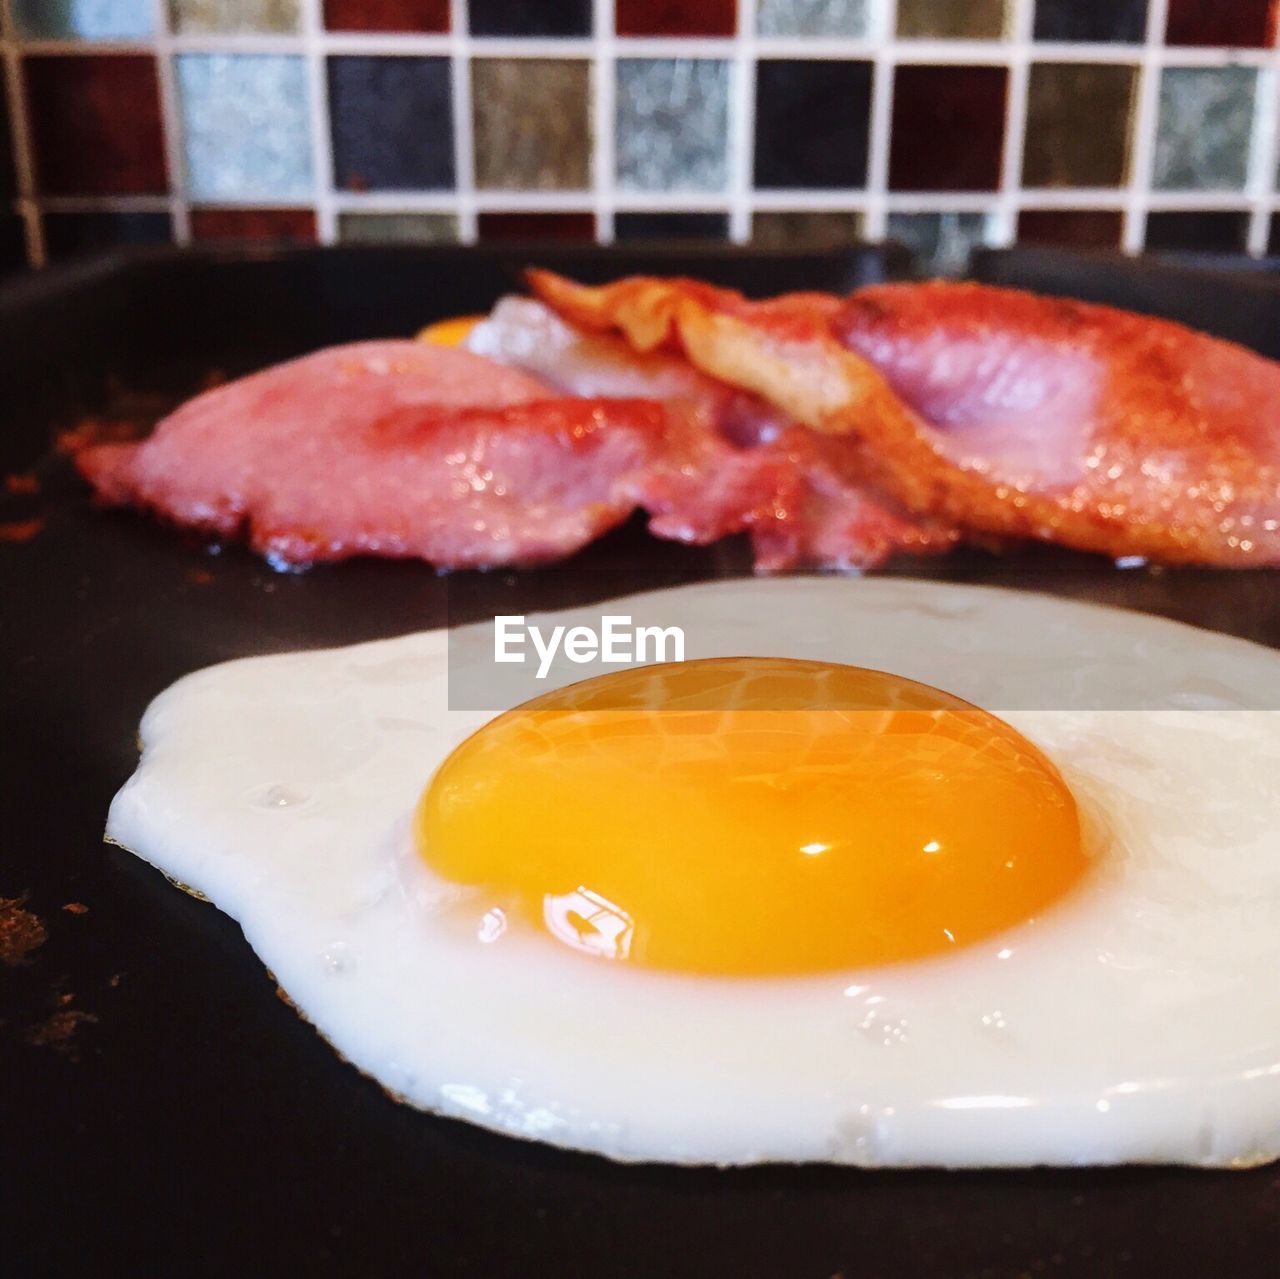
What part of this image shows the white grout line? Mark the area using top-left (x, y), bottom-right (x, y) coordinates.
top-left (449, 0), bottom-right (478, 243)
top-left (299, 0), bottom-right (337, 244)
top-left (993, 0), bottom-right (1034, 249)
top-left (17, 33), bottom-right (1280, 68)
top-left (0, 0), bottom-right (44, 264)
top-left (727, 0), bottom-right (757, 242)
top-left (150, 0), bottom-right (189, 244)
top-left (862, 0), bottom-right (897, 241)
top-left (1122, 0), bottom-right (1169, 253)
top-left (592, 0), bottom-right (616, 242)
top-left (1246, 55), bottom-right (1280, 255)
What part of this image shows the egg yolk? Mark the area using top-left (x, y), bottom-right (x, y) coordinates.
top-left (417, 315), bottom-right (485, 347)
top-left (416, 658), bottom-right (1087, 976)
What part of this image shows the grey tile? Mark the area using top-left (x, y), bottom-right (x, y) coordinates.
top-left (177, 54), bottom-right (314, 199)
top-left (1153, 66), bottom-right (1256, 191)
top-left (756, 0), bottom-right (867, 37)
top-left (887, 211), bottom-right (989, 277)
top-left (169, 0), bottom-right (299, 31)
top-left (13, 0), bottom-right (153, 38)
top-left (472, 59), bottom-right (590, 191)
top-left (338, 212), bottom-right (458, 243)
top-left (616, 58), bottom-right (730, 193)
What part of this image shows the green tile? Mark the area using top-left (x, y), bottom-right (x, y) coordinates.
top-left (1154, 67), bottom-right (1256, 191)
top-left (1023, 63), bottom-right (1135, 188)
top-left (169, 0), bottom-right (300, 32)
top-left (751, 211), bottom-right (863, 247)
top-left (472, 59), bottom-right (591, 191)
top-left (897, 0), bottom-right (1007, 38)
top-left (338, 212), bottom-right (458, 243)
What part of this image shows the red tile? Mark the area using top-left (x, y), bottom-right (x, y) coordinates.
top-left (477, 212), bottom-right (596, 242)
top-left (24, 54), bottom-right (167, 196)
top-left (324, 0), bottom-right (450, 31)
top-left (189, 208), bottom-right (318, 242)
top-left (616, 0), bottom-right (736, 37)
top-left (1017, 209), bottom-right (1124, 248)
top-left (889, 65), bottom-right (1007, 192)
top-left (1165, 0), bottom-right (1275, 47)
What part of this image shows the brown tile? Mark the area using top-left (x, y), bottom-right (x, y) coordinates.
top-left (324, 0), bottom-right (449, 29)
top-left (189, 208), bottom-right (317, 241)
top-left (897, 0), bottom-right (1007, 38)
top-left (889, 65), bottom-right (1007, 192)
top-left (1017, 210), bottom-right (1124, 248)
top-left (169, 0), bottom-right (299, 32)
top-left (338, 212), bottom-right (458, 242)
top-left (477, 212), bottom-right (596, 242)
top-left (751, 211), bottom-right (863, 247)
top-left (1022, 63), bottom-right (1136, 188)
top-left (472, 60), bottom-right (590, 191)
top-left (1165, 0), bottom-right (1274, 47)
top-left (616, 0), bottom-right (736, 36)
top-left (24, 55), bottom-right (168, 197)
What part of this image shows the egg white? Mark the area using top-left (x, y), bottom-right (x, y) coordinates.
top-left (105, 578), bottom-right (1280, 1167)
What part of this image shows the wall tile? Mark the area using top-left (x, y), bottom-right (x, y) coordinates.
top-left (1145, 210), bottom-right (1249, 252)
top-left (329, 56), bottom-right (454, 191)
top-left (1023, 64), bottom-right (1135, 188)
top-left (756, 0), bottom-right (867, 37)
top-left (477, 212), bottom-right (596, 241)
top-left (751, 211), bottom-right (863, 246)
top-left (12, 0), bottom-right (153, 38)
top-left (616, 0), bottom-right (736, 37)
top-left (338, 212), bottom-right (458, 242)
top-left (189, 208), bottom-right (316, 241)
top-left (1032, 0), bottom-right (1148, 43)
top-left (887, 211), bottom-right (989, 276)
top-left (325, 0), bottom-right (448, 28)
top-left (614, 212), bottom-right (729, 240)
top-left (1165, 0), bottom-right (1274, 48)
top-left (472, 60), bottom-right (590, 191)
top-left (25, 55), bottom-right (167, 196)
top-left (897, 0), bottom-right (1007, 39)
top-left (1269, 219), bottom-right (1280, 256)
top-left (469, 0), bottom-right (590, 35)
top-left (754, 60), bottom-right (872, 189)
top-left (177, 54), bottom-right (313, 199)
top-left (616, 59), bottom-right (730, 193)
top-left (889, 65), bottom-right (1007, 191)
top-left (42, 211), bottom-right (172, 260)
top-left (169, 0), bottom-right (299, 32)
top-left (1153, 67), bottom-right (1256, 191)
top-left (1017, 209), bottom-right (1124, 247)
top-left (1, 74), bottom-right (15, 203)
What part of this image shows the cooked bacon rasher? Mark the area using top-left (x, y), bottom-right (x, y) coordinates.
top-left (530, 271), bottom-right (1280, 567)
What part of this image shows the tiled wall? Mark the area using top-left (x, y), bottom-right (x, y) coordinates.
top-left (1, 1), bottom-right (1278, 277)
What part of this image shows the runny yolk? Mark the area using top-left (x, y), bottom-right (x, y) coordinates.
top-left (415, 658), bottom-right (1087, 976)
top-left (417, 315), bottom-right (485, 347)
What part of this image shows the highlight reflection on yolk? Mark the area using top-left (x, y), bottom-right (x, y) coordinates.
top-left (416, 658), bottom-right (1087, 976)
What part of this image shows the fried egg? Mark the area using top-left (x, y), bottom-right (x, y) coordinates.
top-left (105, 579), bottom-right (1280, 1167)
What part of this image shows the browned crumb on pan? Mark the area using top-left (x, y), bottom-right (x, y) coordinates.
top-left (188, 569), bottom-right (214, 586)
top-left (25, 1008), bottom-right (99, 1054)
top-left (0, 518), bottom-right (43, 544)
top-left (62, 901), bottom-right (89, 915)
top-left (0, 894), bottom-right (47, 965)
top-left (56, 418), bottom-right (144, 456)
